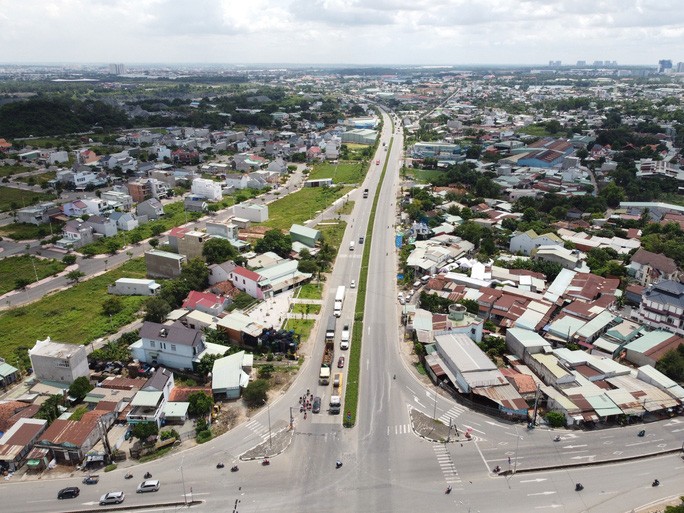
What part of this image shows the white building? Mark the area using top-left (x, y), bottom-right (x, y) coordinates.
top-left (191, 178), bottom-right (223, 201)
top-left (509, 230), bottom-right (563, 256)
top-left (232, 203), bottom-right (268, 223)
top-left (107, 278), bottom-right (160, 296)
top-left (28, 337), bottom-right (90, 385)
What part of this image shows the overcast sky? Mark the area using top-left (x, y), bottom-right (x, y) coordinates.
top-left (1, 0), bottom-right (682, 66)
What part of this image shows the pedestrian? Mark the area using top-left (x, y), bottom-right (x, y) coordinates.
top-left (508, 456), bottom-right (511, 465)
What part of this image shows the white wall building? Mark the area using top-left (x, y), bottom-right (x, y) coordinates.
top-left (191, 178), bottom-right (223, 201)
top-left (28, 337), bottom-right (90, 385)
top-left (232, 203), bottom-right (269, 222)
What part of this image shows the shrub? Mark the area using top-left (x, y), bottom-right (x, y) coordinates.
top-left (160, 429), bottom-right (180, 441)
top-left (545, 411), bottom-right (566, 428)
top-left (196, 430), bottom-right (212, 444)
top-left (104, 463), bottom-right (117, 472)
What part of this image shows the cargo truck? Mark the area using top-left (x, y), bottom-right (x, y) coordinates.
top-left (334, 286), bottom-right (346, 317)
top-left (319, 340), bottom-right (334, 385)
top-left (325, 315), bottom-right (336, 340)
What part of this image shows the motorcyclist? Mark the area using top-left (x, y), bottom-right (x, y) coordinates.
top-left (653, 479), bottom-right (660, 487)
top-left (445, 485), bottom-right (452, 494)
top-left (575, 483), bottom-right (583, 491)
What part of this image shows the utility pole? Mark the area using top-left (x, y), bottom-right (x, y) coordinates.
top-left (531, 383), bottom-right (541, 428)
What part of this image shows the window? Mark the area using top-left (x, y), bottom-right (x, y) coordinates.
top-left (150, 341), bottom-right (155, 348)
top-left (171, 344), bottom-right (176, 351)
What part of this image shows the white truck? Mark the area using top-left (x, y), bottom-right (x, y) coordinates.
top-left (333, 286), bottom-right (346, 317)
top-left (329, 395), bottom-right (341, 415)
top-left (340, 324), bottom-right (350, 350)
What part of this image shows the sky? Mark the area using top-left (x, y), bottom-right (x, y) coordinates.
top-left (0, 0), bottom-right (682, 66)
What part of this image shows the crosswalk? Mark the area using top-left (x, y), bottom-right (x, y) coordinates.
top-left (386, 423), bottom-right (412, 436)
top-left (438, 404), bottom-right (467, 427)
top-left (245, 419), bottom-right (270, 441)
top-left (434, 444), bottom-right (462, 486)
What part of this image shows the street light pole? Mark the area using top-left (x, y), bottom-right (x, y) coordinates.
top-left (179, 456), bottom-right (188, 506)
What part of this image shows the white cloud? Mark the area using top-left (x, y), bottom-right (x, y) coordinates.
top-left (0, 0), bottom-right (681, 64)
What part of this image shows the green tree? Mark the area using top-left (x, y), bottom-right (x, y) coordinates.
top-left (258, 364), bottom-right (275, 379)
top-left (62, 254), bottom-right (77, 265)
top-left (180, 257), bottom-right (209, 291)
top-left (35, 394), bottom-right (63, 424)
top-left (131, 422), bottom-right (159, 442)
top-left (298, 259), bottom-right (318, 274)
top-left (68, 376), bottom-right (94, 401)
top-left (148, 237), bottom-right (160, 248)
top-left (202, 237), bottom-right (237, 264)
top-left (187, 391), bottom-right (214, 417)
top-left (545, 411), bottom-right (566, 428)
top-left (150, 224), bottom-right (165, 236)
top-left (656, 345), bottom-right (684, 382)
top-left (242, 379), bottom-right (270, 408)
top-left (143, 296), bottom-right (172, 323)
top-left (102, 297), bottom-right (124, 316)
top-left (66, 270), bottom-right (85, 283)
top-left (254, 229), bottom-right (292, 258)
top-left (14, 277), bottom-right (32, 290)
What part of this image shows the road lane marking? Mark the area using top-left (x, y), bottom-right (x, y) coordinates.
top-left (527, 491), bottom-right (556, 496)
top-left (462, 425), bottom-right (486, 435)
top-left (521, 478), bottom-right (548, 483)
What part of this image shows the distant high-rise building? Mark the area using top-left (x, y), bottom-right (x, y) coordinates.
top-left (109, 63), bottom-right (125, 75)
top-left (576, 60), bottom-right (586, 67)
top-left (593, 60), bottom-right (604, 66)
top-left (658, 60), bottom-right (673, 73)
top-left (548, 60), bottom-right (561, 67)
top-left (677, 62), bottom-right (684, 73)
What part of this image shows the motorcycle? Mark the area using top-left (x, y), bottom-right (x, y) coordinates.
top-left (553, 435), bottom-right (561, 442)
top-left (144, 472), bottom-right (152, 479)
top-left (216, 463), bottom-right (225, 469)
top-left (262, 459), bottom-right (270, 466)
top-left (652, 479), bottom-right (660, 487)
top-left (335, 460), bottom-right (343, 469)
top-left (231, 465), bottom-right (239, 472)
top-left (638, 429), bottom-right (646, 437)
top-left (493, 465), bottom-right (501, 474)
top-left (124, 473), bottom-right (133, 480)
top-left (445, 485), bottom-right (452, 494)
top-left (575, 483), bottom-right (584, 491)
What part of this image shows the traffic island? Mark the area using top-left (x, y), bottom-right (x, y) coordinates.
top-left (409, 407), bottom-right (467, 443)
top-left (239, 420), bottom-right (293, 460)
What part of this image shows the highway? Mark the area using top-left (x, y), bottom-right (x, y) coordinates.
top-left (2, 110), bottom-right (684, 513)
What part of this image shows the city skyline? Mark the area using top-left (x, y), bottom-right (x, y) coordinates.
top-left (0, 0), bottom-right (682, 66)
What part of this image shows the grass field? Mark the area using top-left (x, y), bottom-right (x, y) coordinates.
top-left (518, 124), bottom-right (552, 137)
top-left (0, 164), bottom-right (33, 178)
top-left (291, 303), bottom-right (321, 315)
top-left (0, 186), bottom-right (54, 213)
top-left (282, 319), bottom-right (316, 343)
top-left (308, 161), bottom-right (367, 184)
top-left (0, 255), bottom-right (67, 295)
top-left (16, 171), bottom-right (56, 186)
top-left (261, 185), bottom-right (351, 231)
top-left (316, 221), bottom-right (347, 253)
top-left (0, 221), bottom-right (63, 241)
top-left (297, 283), bottom-right (323, 300)
top-left (338, 200), bottom-right (355, 215)
top-left (0, 258), bottom-right (148, 365)
top-left (408, 168), bottom-right (446, 183)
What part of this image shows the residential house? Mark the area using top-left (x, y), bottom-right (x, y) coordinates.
top-left (208, 261), bottom-right (237, 285)
top-left (0, 418), bottom-right (48, 471)
top-left (184, 195), bottom-right (208, 213)
top-left (191, 178), bottom-right (223, 201)
top-left (289, 224), bottom-right (321, 249)
top-left (28, 337), bottom-right (90, 385)
top-left (145, 249), bottom-right (186, 279)
top-left (62, 200), bottom-right (89, 218)
top-left (109, 212), bottom-right (139, 231)
top-left (229, 266), bottom-right (271, 299)
top-left (85, 215), bottom-right (118, 237)
top-left (126, 368), bottom-right (175, 427)
top-left (211, 351), bottom-right (252, 399)
top-left (34, 412), bottom-right (111, 465)
top-left (531, 245), bottom-right (588, 272)
top-left (225, 173), bottom-right (251, 190)
top-left (82, 198), bottom-right (113, 216)
top-left (176, 230), bottom-right (207, 260)
top-left (130, 322), bottom-right (205, 371)
top-left (136, 198), bottom-right (165, 220)
top-left (100, 190), bottom-right (133, 211)
top-left (16, 202), bottom-right (57, 225)
top-left (0, 359), bottom-right (20, 388)
top-left (56, 220), bottom-right (94, 249)
top-left (108, 278), bottom-right (160, 296)
top-left (182, 290), bottom-right (230, 316)
top-left (233, 203), bottom-right (268, 222)
top-left (635, 280), bottom-right (684, 336)
top-left (509, 230), bottom-right (563, 256)
top-left (254, 259), bottom-right (312, 296)
top-left (628, 248), bottom-right (679, 286)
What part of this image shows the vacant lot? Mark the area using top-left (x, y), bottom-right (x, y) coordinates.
top-left (282, 319), bottom-right (315, 343)
top-left (0, 186), bottom-right (54, 213)
top-left (262, 185), bottom-right (351, 231)
top-left (317, 220), bottom-right (347, 253)
top-left (0, 164), bottom-right (34, 178)
top-left (297, 283), bottom-right (323, 300)
top-left (308, 161), bottom-right (367, 184)
top-left (0, 255), bottom-right (67, 295)
top-left (0, 258), bottom-right (148, 364)
top-left (0, 221), bottom-right (64, 241)
top-left (16, 171), bottom-right (56, 186)
top-left (291, 303), bottom-right (321, 315)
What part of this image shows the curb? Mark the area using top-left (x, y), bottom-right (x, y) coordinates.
top-left (61, 499), bottom-right (203, 512)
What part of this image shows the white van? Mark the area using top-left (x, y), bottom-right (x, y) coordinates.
top-left (349, 241), bottom-right (355, 251)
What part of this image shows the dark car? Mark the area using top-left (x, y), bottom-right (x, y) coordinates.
top-left (337, 356), bottom-right (345, 368)
top-left (312, 396), bottom-right (321, 413)
top-left (58, 487), bottom-right (80, 499)
top-left (359, 236), bottom-right (364, 244)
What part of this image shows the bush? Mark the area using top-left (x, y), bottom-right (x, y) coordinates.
top-left (545, 411), bottom-right (566, 428)
top-left (242, 379), bottom-right (269, 408)
top-left (104, 463), bottom-right (117, 472)
top-left (196, 429), bottom-right (212, 444)
top-left (160, 429), bottom-right (180, 441)
top-left (62, 254), bottom-right (77, 265)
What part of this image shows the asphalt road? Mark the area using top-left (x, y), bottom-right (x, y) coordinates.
top-left (2, 112), bottom-right (684, 513)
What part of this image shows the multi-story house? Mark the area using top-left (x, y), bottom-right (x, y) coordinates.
top-left (131, 322), bottom-right (205, 371)
top-left (628, 248), bottom-right (679, 287)
top-left (635, 280), bottom-right (684, 335)
top-left (509, 230), bottom-right (563, 256)
top-left (136, 198), bottom-right (165, 220)
top-left (126, 368), bottom-right (175, 427)
top-left (28, 337), bottom-right (90, 385)
top-left (191, 178), bottom-right (223, 201)
top-left (57, 220), bottom-right (94, 249)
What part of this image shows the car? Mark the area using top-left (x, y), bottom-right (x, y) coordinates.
top-left (398, 292), bottom-right (404, 300)
top-left (312, 396), bottom-right (321, 413)
top-left (137, 480), bottom-right (160, 493)
top-left (338, 356), bottom-right (345, 368)
top-left (58, 487), bottom-right (80, 499)
top-left (350, 280), bottom-right (356, 288)
top-left (359, 236), bottom-right (364, 244)
top-left (413, 281), bottom-right (421, 288)
top-left (100, 491), bottom-right (125, 505)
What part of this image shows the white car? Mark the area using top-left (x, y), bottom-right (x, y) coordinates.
top-left (350, 280), bottom-right (356, 288)
top-left (397, 292), bottom-right (404, 300)
top-left (100, 491), bottom-right (125, 505)
top-left (137, 480), bottom-right (160, 493)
